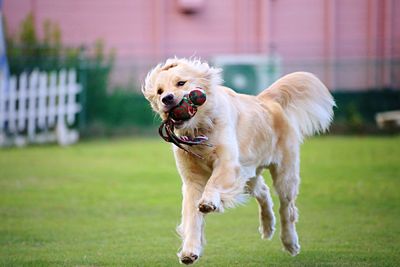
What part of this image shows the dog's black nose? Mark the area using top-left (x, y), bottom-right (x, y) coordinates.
top-left (162, 94), bottom-right (175, 105)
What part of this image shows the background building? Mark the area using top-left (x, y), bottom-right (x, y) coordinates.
top-left (4, 0), bottom-right (400, 91)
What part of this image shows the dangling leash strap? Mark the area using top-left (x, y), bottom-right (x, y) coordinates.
top-left (158, 119), bottom-right (212, 159)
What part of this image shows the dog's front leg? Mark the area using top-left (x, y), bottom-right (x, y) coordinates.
top-left (198, 159), bottom-right (240, 214)
top-left (177, 181), bottom-right (205, 265)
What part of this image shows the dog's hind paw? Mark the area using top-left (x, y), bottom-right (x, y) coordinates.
top-left (179, 252), bottom-right (199, 265)
top-left (198, 202), bottom-right (216, 213)
top-left (282, 241), bottom-right (301, 256)
top-left (281, 230), bottom-right (300, 256)
top-left (259, 224), bottom-right (275, 240)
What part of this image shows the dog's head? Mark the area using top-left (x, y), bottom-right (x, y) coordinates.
top-left (142, 58), bottom-right (222, 129)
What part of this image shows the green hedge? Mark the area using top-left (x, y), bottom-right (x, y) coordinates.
top-left (102, 91), bottom-right (156, 127)
top-left (85, 89), bottom-right (400, 136)
top-left (332, 89), bottom-right (400, 123)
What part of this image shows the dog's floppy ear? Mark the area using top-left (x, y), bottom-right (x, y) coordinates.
top-left (160, 57), bottom-right (182, 71)
top-left (161, 62), bottom-right (178, 71)
top-left (142, 59), bottom-right (181, 98)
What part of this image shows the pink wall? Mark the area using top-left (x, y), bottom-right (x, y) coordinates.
top-left (4, 0), bottom-right (400, 90)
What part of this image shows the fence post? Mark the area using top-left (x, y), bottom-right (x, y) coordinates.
top-left (67, 69), bottom-right (77, 125)
top-left (8, 76), bottom-right (16, 132)
top-left (27, 70), bottom-right (38, 141)
top-left (17, 73), bottom-right (27, 132)
top-left (48, 71), bottom-right (57, 128)
top-left (37, 72), bottom-right (47, 130)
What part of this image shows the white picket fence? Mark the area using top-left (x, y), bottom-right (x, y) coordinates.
top-left (0, 69), bottom-right (82, 147)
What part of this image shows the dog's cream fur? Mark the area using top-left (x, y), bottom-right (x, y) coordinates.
top-left (143, 58), bottom-right (335, 265)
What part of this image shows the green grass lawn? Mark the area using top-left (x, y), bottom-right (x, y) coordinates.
top-left (0, 136), bottom-right (399, 266)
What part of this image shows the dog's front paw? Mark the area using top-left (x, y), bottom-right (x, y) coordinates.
top-left (198, 193), bottom-right (222, 214)
top-left (178, 252), bottom-right (199, 265)
top-left (198, 202), bottom-right (216, 213)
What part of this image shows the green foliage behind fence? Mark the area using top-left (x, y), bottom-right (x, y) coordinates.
top-left (101, 91), bottom-right (156, 127)
top-left (79, 87), bottom-right (400, 136)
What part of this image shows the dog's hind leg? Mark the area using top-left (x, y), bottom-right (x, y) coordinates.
top-left (247, 175), bottom-right (276, 240)
top-left (177, 181), bottom-right (206, 265)
top-left (269, 159), bottom-right (301, 256)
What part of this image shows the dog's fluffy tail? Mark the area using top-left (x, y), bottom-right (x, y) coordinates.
top-left (258, 72), bottom-right (335, 141)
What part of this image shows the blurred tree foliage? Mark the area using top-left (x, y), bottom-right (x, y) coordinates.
top-left (5, 13), bottom-right (155, 135)
top-left (6, 13), bottom-right (86, 73)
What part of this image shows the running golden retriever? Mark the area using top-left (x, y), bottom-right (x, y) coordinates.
top-left (142, 58), bottom-right (335, 265)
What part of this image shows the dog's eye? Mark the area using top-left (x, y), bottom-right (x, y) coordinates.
top-left (176, 81), bottom-right (186, 87)
top-left (157, 88), bottom-right (164, 95)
